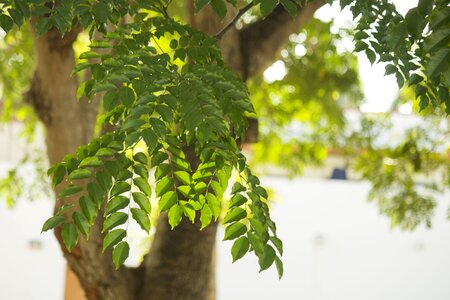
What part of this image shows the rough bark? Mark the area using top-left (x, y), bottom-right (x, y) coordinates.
top-left (28, 25), bottom-right (136, 300)
top-left (27, 1), bottom-right (325, 299)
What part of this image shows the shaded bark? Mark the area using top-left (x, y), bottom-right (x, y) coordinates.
top-left (27, 1), bottom-right (325, 299)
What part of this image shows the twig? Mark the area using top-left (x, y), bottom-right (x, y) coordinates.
top-left (214, 2), bottom-right (254, 40)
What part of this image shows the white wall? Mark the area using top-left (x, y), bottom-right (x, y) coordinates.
top-left (217, 177), bottom-right (450, 300)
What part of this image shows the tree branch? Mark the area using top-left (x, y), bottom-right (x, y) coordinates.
top-left (238, 0), bottom-right (326, 80)
top-left (214, 2), bottom-right (254, 40)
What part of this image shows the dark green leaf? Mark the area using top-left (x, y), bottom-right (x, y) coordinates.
top-left (211, 0), bottom-right (227, 19)
top-left (62, 223), bottom-right (78, 253)
top-left (133, 152), bottom-right (147, 165)
top-left (270, 236), bottom-right (283, 255)
top-left (79, 157), bottom-right (103, 168)
top-left (69, 168), bottom-right (92, 180)
top-left (52, 164), bottom-right (66, 188)
top-left (229, 194), bottom-right (247, 208)
top-left (112, 241), bottom-right (130, 269)
top-left (103, 229), bottom-right (126, 251)
top-left (261, 0), bottom-right (278, 18)
top-left (132, 192), bottom-right (151, 213)
top-left (58, 184), bottom-right (83, 198)
top-left (105, 196), bottom-right (129, 216)
top-left (73, 212), bottom-right (91, 237)
top-left (110, 181), bottom-right (131, 197)
top-left (42, 215), bottom-right (66, 232)
top-left (102, 212), bottom-right (128, 233)
top-left (195, 0), bottom-right (212, 12)
top-left (131, 208), bottom-right (150, 233)
top-left (258, 245), bottom-right (276, 272)
top-left (223, 207), bottom-right (247, 224)
top-left (275, 256), bottom-right (284, 279)
top-left (231, 236), bottom-right (250, 262)
top-left (80, 195), bottom-right (97, 224)
top-left (223, 222), bottom-right (247, 240)
top-left (134, 177), bottom-right (152, 197)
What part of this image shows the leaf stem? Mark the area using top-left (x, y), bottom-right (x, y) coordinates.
top-left (215, 3), bottom-right (254, 40)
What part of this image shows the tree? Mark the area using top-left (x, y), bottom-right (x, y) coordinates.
top-left (0, 0), bottom-right (448, 299)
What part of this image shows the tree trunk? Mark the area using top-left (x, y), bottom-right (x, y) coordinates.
top-left (27, 1), bottom-right (325, 299)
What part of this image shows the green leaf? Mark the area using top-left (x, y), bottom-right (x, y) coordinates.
top-left (35, 17), bottom-right (53, 35)
top-left (280, 0), bottom-right (297, 17)
top-left (206, 193), bottom-right (221, 219)
top-left (155, 163), bottom-right (171, 181)
top-left (169, 39), bottom-right (178, 49)
top-left (119, 86), bottom-right (135, 108)
top-left (102, 212), bottom-right (128, 233)
top-left (87, 182), bottom-right (104, 208)
top-left (134, 177), bottom-right (152, 197)
top-left (121, 118), bottom-right (145, 132)
top-left (250, 218), bottom-right (266, 237)
top-left (211, 0), bottom-right (227, 19)
top-left (79, 51), bottom-right (101, 59)
top-left (223, 207), bottom-right (247, 224)
top-left (79, 157), bottom-right (103, 168)
top-left (112, 241), bottom-right (130, 269)
top-left (155, 177), bottom-right (174, 197)
top-left (425, 48), bottom-right (450, 79)
top-left (133, 152), bottom-right (147, 165)
top-left (270, 236), bottom-right (283, 255)
top-left (133, 164), bottom-right (149, 180)
top-left (132, 192), bottom-right (151, 214)
top-left (231, 182), bottom-right (246, 194)
top-left (0, 15), bottom-right (14, 32)
top-left (104, 196), bottom-right (130, 216)
top-left (103, 229), bottom-right (126, 251)
top-left (223, 222), bottom-right (247, 240)
top-left (110, 181), bottom-right (131, 196)
top-left (52, 164), bottom-right (67, 188)
top-left (354, 41), bottom-right (367, 52)
top-left (131, 208), bottom-right (151, 233)
top-left (408, 73), bottom-right (424, 86)
top-left (42, 215), bottom-right (66, 232)
top-left (62, 223), bottom-right (78, 253)
top-left (174, 171), bottom-right (191, 185)
top-left (151, 151), bottom-right (168, 166)
top-left (275, 256), bottom-right (284, 279)
top-left (258, 244), bottom-right (276, 272)
top-left (58, 184), bottom-right (83, 198)
top-left (69, 168), bottom-right (92, 180)
top-left (168, 204), bottom-right (183, 229)
top-left (386, 22), bottom-right (408, 51)
top-left (231, 236), bottom-right (250, 262)
top-left (56, 204), bottom-right (75, 215)
top-left (73, 212), bottom-right (91, 237)
top-left (229, 194), bottom-right (247, 208)
top-left (195, 0), bottom-right (212, 12)
top-left (142, 128), bottom-right (158, 152)
top-left (261, 0), bottom-right (278, 18)
top-left (200, 204), bottom-right (213, 230)
top-left (80, 195), bottom-right (97, 224)
top-left (424, 29), bottom-right (450, 53)
top-left (384, 64), bottom-right (397, 76)
top-left (254, 186), bottom-right (268, 198)
top-left (159, 191), bottom-right (178, 212)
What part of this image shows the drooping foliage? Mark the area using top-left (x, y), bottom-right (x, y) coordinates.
top-left (0, 0), bottom-right (448, 274)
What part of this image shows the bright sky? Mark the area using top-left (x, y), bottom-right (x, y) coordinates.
top-left (264, 1), bottom-right (417, 113)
